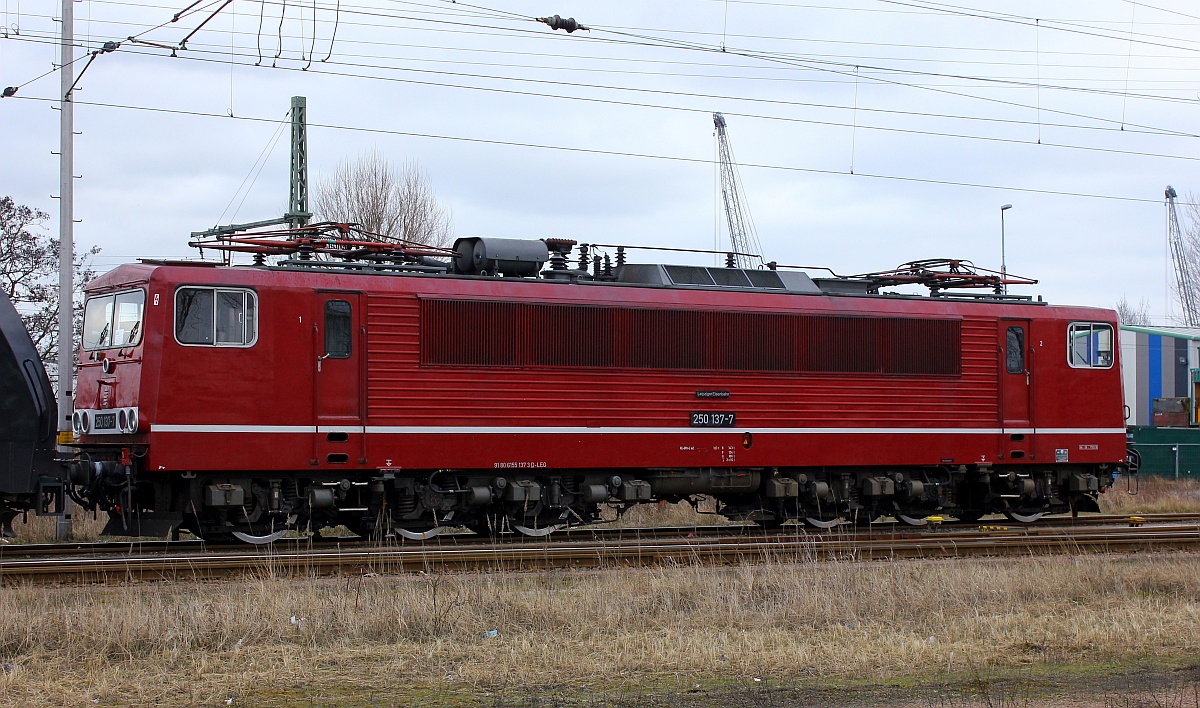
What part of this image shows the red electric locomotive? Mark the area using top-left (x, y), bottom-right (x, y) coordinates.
top-left (58, 228), bottom-right (1125, 541)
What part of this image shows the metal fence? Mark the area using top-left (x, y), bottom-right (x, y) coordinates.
top-left (1126, 442), bottom-right (1200, 479)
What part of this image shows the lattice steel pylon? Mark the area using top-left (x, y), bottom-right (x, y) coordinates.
top-left (1166, 186), bottom-right (1200, 326)
top-left (285, 96), bottom-right (311, 229)
top-left (713, 113), bottom-right (763, 268)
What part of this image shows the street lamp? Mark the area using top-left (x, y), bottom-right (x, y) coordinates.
top-left (1000, 204), bottom-right (1013, 294)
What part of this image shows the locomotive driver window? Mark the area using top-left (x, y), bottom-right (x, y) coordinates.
top-left (176, 288), bottom-right (215, 344)
top-left (1005, 326), bottom-right (1025, 374)
top-left (1068, 322), bottom-right (1114, 368)
top-left (325, 300), bottom-right (352, 359)
top-left (215, 290), bottom-right (246, 344)
top-left (175, 287), bottom-right (257, 346)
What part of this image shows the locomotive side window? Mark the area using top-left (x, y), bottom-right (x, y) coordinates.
top-left (175, 287), bottom-right (257, 347)
top-left (82, 289), bottom-right (145, 349)
top-left (1068, 322), bottom-right (1114, 368)
top-left (1005, 326), bottom-right (1025, 374)
top-left (324, 300), bottom-right (352, 359)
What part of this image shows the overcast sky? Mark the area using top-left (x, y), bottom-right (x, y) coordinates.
top-left (2, 0), bottom-right (1198, 319)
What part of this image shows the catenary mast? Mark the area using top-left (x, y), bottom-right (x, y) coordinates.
top-left (56, 0), bottom-right (76, 538)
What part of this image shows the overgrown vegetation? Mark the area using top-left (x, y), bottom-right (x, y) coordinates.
top-left (1, 552), bottom-right (1199, 705)
top-left (1098, 475), bottom-right (1200, 514)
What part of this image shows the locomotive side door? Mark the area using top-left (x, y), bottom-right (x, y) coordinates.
top-left (314, 291), bottom-right (364, 465)
top-left (997, 319), bottom-right (1033, 460)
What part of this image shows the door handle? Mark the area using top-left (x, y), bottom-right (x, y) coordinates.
top-left (317, 352), bottom-right (331, 372)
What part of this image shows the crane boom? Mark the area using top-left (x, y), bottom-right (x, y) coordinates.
top-left (713, 113), bottom-right (763, 268)
top-left (1166, 186), bottom-right (1200, 326)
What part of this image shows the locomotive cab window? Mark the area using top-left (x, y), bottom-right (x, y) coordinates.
top-left (82, 289), bottom-right (145, 349)
top-left (175, 287), bottom-right (257, 347)
top-left (324, 300), bottom-right (352, 359)
top-left (1068, 322), bottom-right (1114, 368)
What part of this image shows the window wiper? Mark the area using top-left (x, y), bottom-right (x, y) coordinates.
top-left (128, 320), bottom-right (140, 343)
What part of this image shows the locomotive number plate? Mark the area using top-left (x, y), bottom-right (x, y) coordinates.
top-left (93, 413), bottom-right (117, 430)
top-left (690, 412), bottom-right (736, 427)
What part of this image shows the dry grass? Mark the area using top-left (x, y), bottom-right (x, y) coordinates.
top-left (598, 496), bottom-right (732, 528)
top-left (1099, 476), bottom-right (1200, 514)
top-left (2, 552), bottom-right (1199, 705)
top-left (3, 510), bottom-right (107, 544)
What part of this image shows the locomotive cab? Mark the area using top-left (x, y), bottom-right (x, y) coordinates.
top-left (68, 266), bottom-right (158, 534)
top-left (74, 286), bottom-right (147, 435)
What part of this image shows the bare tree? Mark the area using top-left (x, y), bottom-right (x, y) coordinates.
top-left (1115, 296), bottom-right (1151, 326)
top-left (0, 196), bottom-right (98, 384)
top-left (312, 150), bottom-right (453, 248)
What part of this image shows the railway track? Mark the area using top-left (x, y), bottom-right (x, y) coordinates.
top-left (1, 511), bottom-right (1195, 559)
top-left (2, 514), bottom-right (1199, 583)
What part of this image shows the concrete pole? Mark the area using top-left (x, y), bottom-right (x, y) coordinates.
top-left (56, 0), bottom-right (75, 540)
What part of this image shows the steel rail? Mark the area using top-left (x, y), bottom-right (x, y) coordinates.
top-left (3, 523), bottom-right (1198, 584)
top-left (1, 512), bottom-right (1197, 559)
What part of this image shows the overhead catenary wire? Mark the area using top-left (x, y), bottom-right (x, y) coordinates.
top-left (4, 0), bottom-right (1198, 205)
top-left (581, 25), bottom-right (1200, 136)
top-left (870, 0), bottom-right (1200, 53)
top-left (14, 0), bottom-right (1200, 119)
top-left (7, 30), bottom-right (1200, 167)
top-left (8, 92), bottom-right (1197, 208)
top-left (14, 32), bottom-right (1200, 152)
top-left (213, 110), bottom-right (291, 225)
top-left (70, 0), bottom-right (1200, 59)
top-left (10, 0), bottom-right (1200, 154)
top-left (12, 0), bottom-right (1200, 136)
top-left (20, 10), bottom-right (1200, 82)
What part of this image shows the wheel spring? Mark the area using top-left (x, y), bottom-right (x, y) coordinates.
top-left (395, 494), bottom-right (417, 515)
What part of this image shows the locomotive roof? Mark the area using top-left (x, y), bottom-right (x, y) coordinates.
top-left (88, 230), bottom-right (1058, 307)
top-left (87, 257), bottom-right (1059, 310)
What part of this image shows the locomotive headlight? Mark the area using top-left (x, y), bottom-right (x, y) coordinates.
top-left (117, 409), bottom-right (129, 432)
top-left (79, 411), bottom-right (90, 433)
top-left (127, 408), bottom-right (138, 433)
top-left (71, 411), bottom-right (82, 434)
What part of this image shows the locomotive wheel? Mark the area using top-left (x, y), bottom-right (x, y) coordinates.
top-left (803, 515), bottom-right (842, 530)
top-left (896, 513), bottom-right (928, 527)
top-left (232, 529), bottom-right (288, 545)
top-left (229, 513), bottom-right (298, 545)
top-left (395, 525), bottom-right (448, 540)
top-left (514, 523), bottom-right (564, 538)
top-left (1002, 511), bottom-right (1044, 524)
